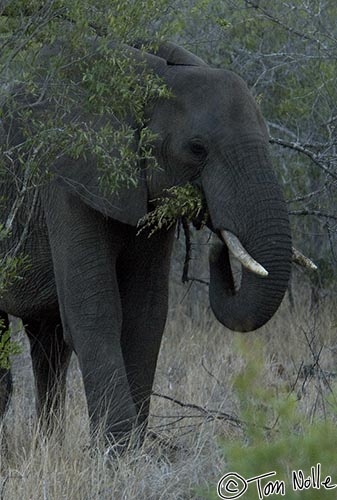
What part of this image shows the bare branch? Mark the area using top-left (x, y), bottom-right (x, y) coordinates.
top-left (243, 0), bottom-right (337, 48)
top-left (270, 137), bottom-right (337, 180)
top-left (152, 391), bottom-right (242, 426)
top-left (289, 210), bottom-right (337, 220)
top-left (287, 185), bottom-right (330, 204)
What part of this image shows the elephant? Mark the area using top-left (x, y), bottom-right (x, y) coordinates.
top-left (0, 40), bottom-right (292, 445)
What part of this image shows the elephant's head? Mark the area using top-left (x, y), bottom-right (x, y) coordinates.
top-left (55, 41), bottom-right (292, 332)
top-left (144, 43), bottom-right (292, 332)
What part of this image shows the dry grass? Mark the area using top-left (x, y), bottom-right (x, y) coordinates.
top-left (0, 275), bottom-right (336, 499)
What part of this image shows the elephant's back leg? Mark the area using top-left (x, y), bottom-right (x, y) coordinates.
top-left (23, 311), bottom-right (72, 433)
top-left (0, 311), bottom-right (13, 417)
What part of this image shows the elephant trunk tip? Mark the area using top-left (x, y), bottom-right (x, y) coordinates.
top-left (209, 235), bottom-right (292, 333)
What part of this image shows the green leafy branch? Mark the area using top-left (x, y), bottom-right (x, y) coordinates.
top-left (137, 184), bottom-right (208, 236)
top-left (0, 255), bottom-right (31, 295)
top-left (0, 321), bottom-right (21, 370)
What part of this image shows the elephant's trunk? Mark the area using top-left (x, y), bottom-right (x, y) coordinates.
top-left (201, 141), bottom-right (292, 332)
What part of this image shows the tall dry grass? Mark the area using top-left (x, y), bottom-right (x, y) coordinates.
top-left (0, 272), bottom-right (336, 499)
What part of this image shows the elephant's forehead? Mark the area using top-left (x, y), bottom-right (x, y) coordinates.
top-left (156, 67), bottom-right (268, 145)
top-left (169, 67), bottom-right (248, 100)
top-left (167, 67), bottom-right (256, 119)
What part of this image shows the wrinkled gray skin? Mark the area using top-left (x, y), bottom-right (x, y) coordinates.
top-left (0, 42), bottom-right (292, 443)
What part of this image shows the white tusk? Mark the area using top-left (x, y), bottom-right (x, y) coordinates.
top-left (292, 246), bottom-right (318, 271)
top-left (220, 230), bottom-right (269, 277)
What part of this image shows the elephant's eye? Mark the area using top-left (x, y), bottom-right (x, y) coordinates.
top-left (189, 140), bottom-right (208, 158)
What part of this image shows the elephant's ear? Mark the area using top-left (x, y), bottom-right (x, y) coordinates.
top-left (149, 42), bottom-right (208, 66)
top-left (53, 151), bottom-right (148, 227)
top-left (45, 42), bottom-right (170, 226)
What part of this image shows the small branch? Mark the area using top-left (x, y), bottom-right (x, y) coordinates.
top-left (243, 0), bottom-right (337, 47)
top-left (270, 137), bottom-right (337, 180)
top-left (1, 2), bottom-right (64, 67)
top-left (0, 476), bottom-right (9, 500)
top-left (287, 184), bottom-right (330, 204)
top-left (5, 163), bottom-right (31, 232)
top-left (300, 327), bottom-right (335, 404)
top-left (11, 186), bottom-right (39, 257)
top-left (201, 357), bottom-right (224, 387)
top-left (181, 217), bottom-right (191, 284)
top-left (289, 210), bottom-right (337, 220)
top-left (152, 391), bottom-right (242, 427)
top-left (268, 121), bottom-right (297, 140)
top-left (3, 139), bottom-right (45, 236)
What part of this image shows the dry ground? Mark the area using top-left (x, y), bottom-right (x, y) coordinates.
top-left (0, 268), bottom-right (336, 499)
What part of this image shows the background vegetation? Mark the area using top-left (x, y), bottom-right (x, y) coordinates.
top-left (0, 0), bottom-right (336, 498)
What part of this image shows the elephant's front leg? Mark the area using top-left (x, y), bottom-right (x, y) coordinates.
top-left (118, 227), bottom-right (175, 432)
top-left (45, 191), bottom-right (137, 443)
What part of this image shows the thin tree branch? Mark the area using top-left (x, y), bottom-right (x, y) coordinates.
top-left (287, 185), bottom-right (330, 204)
top-left (152, 391), bottom-right (242, 426)
top-left (270, 137), bottom-right (337, 179)
top-left (289, 210), bottom-right (337, 220)
top-left (243, 0), bottom-right (337, 47)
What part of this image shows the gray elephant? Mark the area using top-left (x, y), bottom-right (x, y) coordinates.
top-left (0, 41), bottom-right (292, 444)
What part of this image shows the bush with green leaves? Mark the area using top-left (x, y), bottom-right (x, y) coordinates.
top-left (203, 338), bottom-right (337, 500)
top-left (0, 2), bottom-right (178, 301)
